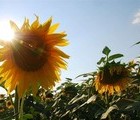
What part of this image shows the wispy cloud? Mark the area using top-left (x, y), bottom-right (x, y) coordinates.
top-left (132, 10), bottom-right (140, 24)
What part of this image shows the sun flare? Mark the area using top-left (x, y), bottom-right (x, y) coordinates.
top-left (0, 21), bottom-right (14, 42)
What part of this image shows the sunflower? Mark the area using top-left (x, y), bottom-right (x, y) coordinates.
top-left (94, 63), bottom-right (131, 95)
top-left (0, 16), bottom-right (69, 98)
top-left (6, 100), bottom-right (14, 109)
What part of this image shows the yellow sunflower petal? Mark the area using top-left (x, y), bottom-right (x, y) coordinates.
top-left (0, 53), bottom-right (5, 61)
top-left (49, 56), bottom-right (67, 70)
top-left (39, 70), bottom-right (52, 90)
top-left (17, 73), bottom-right (30, 98)
top-left (0, 61), bottom-right (14, 75)
top-left (47, 33), bottom-right (66, 40)
top-left (56, 39), bottom-right (69, 46)
top-left (8, 72), bottom-right (20, 93)
top-left (32, 80), bottom-right (39, 96)
top-left (48, 23), bottom-right (59, 34)
top-left (10, 21), bottom-right (20, 31)
top-left (40, 17), bottom-right (52, 32)
top-left (31, 16), bottom-right (39, 29)
top-left (53, 48), bottom-right (70, 58)
top-left (21, 18), bottom-right (30, 31)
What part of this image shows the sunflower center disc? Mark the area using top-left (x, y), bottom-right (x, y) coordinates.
top-left (101, 68), bottom-right (123, 84)
top-left (12, 33), bottom-right (47, 71)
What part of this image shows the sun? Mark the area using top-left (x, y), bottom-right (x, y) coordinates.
top-left (0, 21), bottom-right (14, 42)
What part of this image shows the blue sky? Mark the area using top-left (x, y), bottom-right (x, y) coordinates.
top-left (0, 0), bottom-right (140, 84)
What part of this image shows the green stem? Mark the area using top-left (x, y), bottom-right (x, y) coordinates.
top-left (19, 95), bottom-right (25, 120)
top-left (105, 93), bottom-right (111, 120)
top-left (9, 93), bottom-right (14, 105)
top-left (14, 87), bottom-right (19, 120)
top-left (105, 92), bottom-right (109, 106)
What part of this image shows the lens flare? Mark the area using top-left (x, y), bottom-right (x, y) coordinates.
top-left (0, 21), bottom-right (14, 42)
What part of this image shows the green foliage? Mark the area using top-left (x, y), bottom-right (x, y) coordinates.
top-left (102, 46), bottom-right (111, 56)
top-left (133, 41), bottom-right (140, 46)
top-left (0, 94), bottom-right (14, 120)
top-left (97, 46), bottom-right (123, 66)
top-left (21, 70), bottom-right (140, 120)
top-left (1, 46), bottom-right (140, 120)
top-left (108, 54), bottom-right (124, 61)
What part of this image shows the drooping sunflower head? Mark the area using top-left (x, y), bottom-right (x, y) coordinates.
top-left (94, 63), bottom-right (131, 95)
top-left (0, 16), bottom-right (69, 98)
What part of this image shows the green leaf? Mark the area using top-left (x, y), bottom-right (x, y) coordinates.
top-left (86, 95), bottom-right (97, 104)
top-left (23, 114), bottom-right (33, 120)
top-left (101, 105), bottom-right (119, 119)
top-left (75, 72), bottom-right (94, 78)
top-left (108, 54), bottom-right (124, 61)
top-left (133, 41), bottom-right (140, 46)
top-left (68, 94), bottom-right (87, 105)
top-left (102, 46), bottom-right (111, 56)
top-left (115, 98), bottom-right (136, 110)
top-left (97, 57), bottom-right (106, 65)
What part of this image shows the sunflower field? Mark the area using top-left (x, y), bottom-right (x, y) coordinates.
top-left (0, 44), bottom-right (140, 120)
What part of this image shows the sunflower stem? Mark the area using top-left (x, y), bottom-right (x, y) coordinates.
top-left (14, 87), bottom-right (19, 120)
top-left (105, 92), bottom-right (112, 120)
top-left (9, 93), bottom-right (14, 105)
top-left (19, 94), bottom-right (25, 120)
top-left (105, 92), bottom-right (109, 107)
